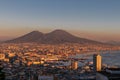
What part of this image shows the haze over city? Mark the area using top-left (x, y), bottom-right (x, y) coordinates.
top-left (0, 0), bottom-right (120, 42)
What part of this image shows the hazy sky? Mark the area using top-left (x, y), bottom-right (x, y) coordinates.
top-left (0, 0), bottom-right (120, 42)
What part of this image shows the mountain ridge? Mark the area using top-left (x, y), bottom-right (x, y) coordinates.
top-left (5, 29), bottom-right (104, 44)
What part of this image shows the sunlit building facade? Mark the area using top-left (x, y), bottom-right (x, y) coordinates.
top-left (93, 54), bottom-right (102, 72)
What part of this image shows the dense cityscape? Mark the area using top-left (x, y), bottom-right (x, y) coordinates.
top-left (0, 43), bottom-right (120, 80)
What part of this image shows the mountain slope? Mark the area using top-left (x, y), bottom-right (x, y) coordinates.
top-left (6, 31), bottom-right (44, 43)
top-left (5, 29), bottom-right (103, 44)
top-left (39, 30), bottom-right (100, 44)
top-left (106, 41), bottom-right (120, 45)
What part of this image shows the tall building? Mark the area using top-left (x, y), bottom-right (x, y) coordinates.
top-left (93, 54), bottom-right (102, 72)
top-left (71, 61), bottom-right (78, 70)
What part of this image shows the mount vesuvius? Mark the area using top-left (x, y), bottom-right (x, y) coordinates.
top-left (5, 29), bottom-right (103, 44)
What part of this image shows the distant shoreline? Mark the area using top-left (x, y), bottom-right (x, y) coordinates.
top-left (77, 50), bottom-right (120, 55)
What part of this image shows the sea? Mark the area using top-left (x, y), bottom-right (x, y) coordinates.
top-left (69, 50), bottom-right (120, 67)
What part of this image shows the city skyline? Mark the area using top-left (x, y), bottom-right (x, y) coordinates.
top-left (0, 0), bottom-right (120, 42)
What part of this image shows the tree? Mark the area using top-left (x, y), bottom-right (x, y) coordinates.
top-left (0, 67), bottom-right (5, 80)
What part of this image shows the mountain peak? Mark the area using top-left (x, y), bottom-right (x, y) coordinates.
top-left (51, 29), bottom-right (68, 33)
top-left (31, 30), bottom-right (39, 32)
top-left (50, 29), bottom-right (71, 35)
top-left (52, 29), bottom-right (66, 32)
top-left (30, 30), bottom-right (41, 34)
top-left (5, 29), bottom-right (103, 44)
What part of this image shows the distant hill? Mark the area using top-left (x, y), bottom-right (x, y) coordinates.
top-left (5, 29), bottom-right (104, 44)
top-left (106, 41), bottom-right (120, 45)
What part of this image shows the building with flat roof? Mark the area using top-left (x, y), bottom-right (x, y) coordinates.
top-left (93, 54), bottom-right (102, 72)
top-left (71, 61), bottom-right (78, 70)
